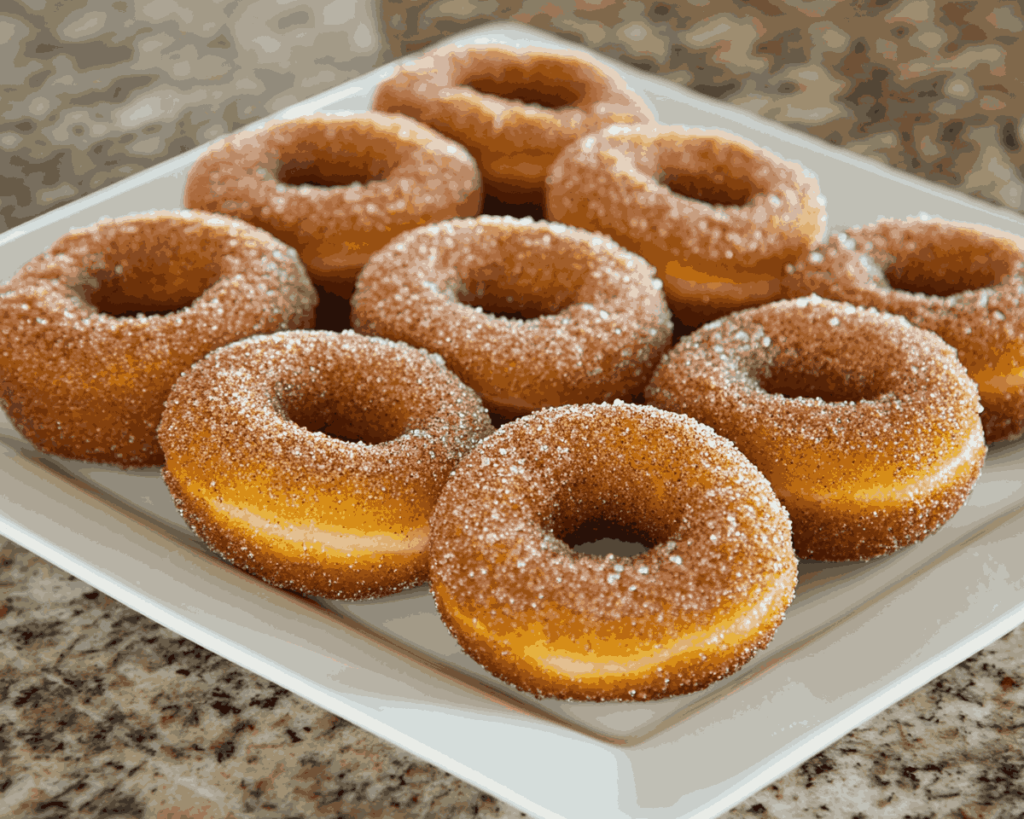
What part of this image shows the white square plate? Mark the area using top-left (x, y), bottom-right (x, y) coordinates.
top-left (2, 23), bottom-right (1024, 819)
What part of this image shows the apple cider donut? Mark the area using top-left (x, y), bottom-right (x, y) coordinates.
top-left (0, 210), bottom-right (316, 467)
top-left (159, 330), bottom-right (493, 600)
top-left (373, 44), bottom-right (653, 206)
top-left (429, 403), bottom-right (798, 702)
top-left (546, 124), bottom-right (828, 326)
top-left (781, 219), bottom-right (1024, 443)
top-left (350, 216), bottom-right (673, 420)
top-left (646, 296), bottom-right (987, 561)
top-left (184, 113), bottom-right (483, 297)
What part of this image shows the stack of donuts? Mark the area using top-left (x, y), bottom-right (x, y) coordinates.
top-left (2, 41), bottom-right (1019, 703)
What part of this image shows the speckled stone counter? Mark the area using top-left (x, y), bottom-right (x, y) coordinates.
top-left (2, 1), bottom-right (1024, 817)
top-left (3, 537), bottom-right (1023, 818)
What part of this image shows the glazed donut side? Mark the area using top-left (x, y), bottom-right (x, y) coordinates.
top-left (159, 331), bottom-right (493, 599)
top-left (351, 216), bottom-right (673, 419)
top-left (645, 297), bottom-right (987, 561)
top-left (0, 210), bottom-right (316, 467)
top-left (184, 113), bottom-right (483, 296)
top-left (781, 220), bottom-right (1024, 443)
top-left (546, 125), bottom-right (827, 326)
top-left (429, 403), bottom-right (797, 702)
top-left (373, 45), bottom-right (653, 205)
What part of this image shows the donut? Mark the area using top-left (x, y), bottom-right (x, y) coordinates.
top-left (645, 296), bottom-right (987, 561)
top-left (350, 216), bottom-right (673, 420)
top-left (0, 210), bottom-right (316, 467)
top-left (429, 402), bottom-right (798, 702)
top-left (546, 124), bottom-right (828, 326)
top-left (184, 113), bottom-right (483, 297)
top-left (159, 330), bottom-right (493, 600)
top-left (373, 44), bottom-right (653, 207)
top-left (779, 220), bottom-right (1024, 443)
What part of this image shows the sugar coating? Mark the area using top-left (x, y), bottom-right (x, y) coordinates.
top-left (780, 221), bottom-right (1024, 443)
top-left (428, 402), bottom-right (797, 702)
top-left (159, 330), bottom-right (493, 600)
top-left (545, 124), bottom-right (827, 325)
top-left (184, 112), bottom-right (483, 295)
top-left (0, 210), bottom-right (316, 467)
top-left (373, 44), bottom-right (653, 205)
top-left (646, 296), bottom-right (987, 561)
top-left (350, 216), bottom-right (673, 419)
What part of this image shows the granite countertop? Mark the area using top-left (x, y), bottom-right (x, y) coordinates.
top-left (2, 1), bottom-right (1024, 817)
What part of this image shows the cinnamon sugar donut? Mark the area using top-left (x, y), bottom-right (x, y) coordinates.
top-left (351, 216), bottom-right (673, 420)
top-left (184, 113), bottom-right (483, 297)
top-left (159, 330), bottom-right (493, 599)
top-left (646, 296), bottom-right (987, 561)
top-left (373, 44), bottom-right (653, 206)
top-left (429, 402), bottom-right (798, 702)
top-left (546, 124), bottom-right (828, 326)
top-left (780, 220), bottom-right (1024, 443)
top-left (0, 210), bottom-right (316, 467)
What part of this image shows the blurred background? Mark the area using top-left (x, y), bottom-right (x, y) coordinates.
top-left (2, 0), bottom-right (1023, 233)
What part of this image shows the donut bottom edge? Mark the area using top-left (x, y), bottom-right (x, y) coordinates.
top-left (430, 577), bottom-right (795, 703)
top-left (781, 438), bottom-right (987, 562)
top-left (164, 469), bottom-right (431, 600)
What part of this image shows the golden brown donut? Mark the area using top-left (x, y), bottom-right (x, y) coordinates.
top-left (429, 402), bottom-right (798, 702)
top-left (350, 216), bottom-right (673, 420)
top-left (184, 113), bottom-right (483, 297)
top-left (159, 330), bottom-right (493, 600)
top-left (0, 210), bottom-right (316, 467)
top-left (373, 44), bottom-right (653, 206)
top-left (779, 220), bottom-right (1024, 443)
top-left (546, 124), bottom-right (828, 326)
top-left (646, 296), bottom-right (987, 561)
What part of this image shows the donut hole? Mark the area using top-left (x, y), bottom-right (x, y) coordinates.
top-left (455, 260), bottom-right (582, 320)
top-left (278, 371), bottom-right (415, 445)
top-left (562, 519), bottom-right (649, 558)
top-left (654, 140), bottom-right (771, 207)
top-left (287, 401), bottom-right (406, 445)
top-left (882, 244), bottom-right (1016, 296)
top-left (277, 151), bottom-right (394, 188)
top-left (760, 355), bottom-right (887, 403)
top-left (78, 260), bottom-right (219, 317)
top-left (297, 413), bottom-right (400, 445)
top-left (462, 73), bottom-right (585, 109)
top-left (659, 170), bottom-right (759, 207)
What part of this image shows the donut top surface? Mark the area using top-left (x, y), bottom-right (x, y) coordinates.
top-left (546, 124), bottom-right (827, 275)
top-left (375, 43), bottom-right (652, 134)
top-left (159, 330), bottom-right (494, 509)
top-left (646, 296), bottom-right (985, 507)
top-left (780, 223), bottom-right (1024, 442)
top-left (183, 113), bottom-right (483, 284)
top-left (0, 210), bottom-right (316, 466)
top-left (430, 402), bottom-right (794, 633)
top-left (350, 215), bottom-right (673, 417)
top-left (373, 44), bottom-right (653, 201)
